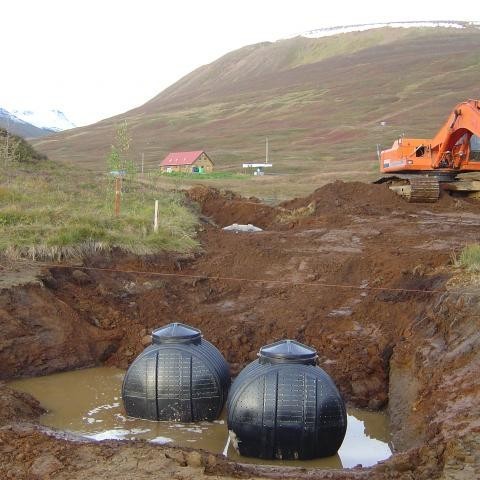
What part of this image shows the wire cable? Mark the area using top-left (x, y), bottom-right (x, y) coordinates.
top-left (20, 261), bottom-right (475, 297)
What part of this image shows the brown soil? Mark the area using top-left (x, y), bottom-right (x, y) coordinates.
top-left (279, 180), bottom-right (468, 216)
top-left (1, 181), bottom-right (479, 479)
top-left (188, 186), bottom-right (277, 228)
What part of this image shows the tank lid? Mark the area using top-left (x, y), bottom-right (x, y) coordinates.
top-left (259, 339), bottom-right (317, 364)
top-left (151, 323), bottom-right (202, 345)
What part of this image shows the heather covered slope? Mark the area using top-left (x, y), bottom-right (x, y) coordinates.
top-left (33, 26), bottom-right (480, 181)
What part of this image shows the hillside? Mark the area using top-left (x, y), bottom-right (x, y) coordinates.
top-left (32, 26), bottom-right (480, 192)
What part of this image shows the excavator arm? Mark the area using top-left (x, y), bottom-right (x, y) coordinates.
top-left (430, 100), bottom-right (480, 168)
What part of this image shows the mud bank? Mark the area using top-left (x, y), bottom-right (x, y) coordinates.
top-left (1, 182), bottom-right (479, 479)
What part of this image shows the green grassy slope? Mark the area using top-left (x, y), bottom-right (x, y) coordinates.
top-left (32, 26), bottom-right (480, 197)
top-left (0, 134), bottom-right (198, 259)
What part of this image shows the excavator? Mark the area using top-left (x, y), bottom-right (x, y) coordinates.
top-left (377, 99), bottom-right (480, 202)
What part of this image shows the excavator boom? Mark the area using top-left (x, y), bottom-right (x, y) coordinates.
top-left (430, 100), bottom-right (480, 167)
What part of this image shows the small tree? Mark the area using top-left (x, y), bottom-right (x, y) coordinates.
top-left (1, 128), bottom-right (21, 166)
top-left (106, 121), bottom-right (136, 176)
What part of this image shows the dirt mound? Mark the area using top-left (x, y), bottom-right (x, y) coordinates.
top-left (281, 180), bottom-right (469, 217)
top-left (281, 181), bottom-right (402, 212)
top-left (188, 186), bottom-right (277, 228)
top-left (190, 182), bottom-right (475, 233)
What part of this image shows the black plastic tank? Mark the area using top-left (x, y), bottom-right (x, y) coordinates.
top-left (122, 322), bottom-right (230, 422)
top-left (226, 339), bottom-right (347, 460)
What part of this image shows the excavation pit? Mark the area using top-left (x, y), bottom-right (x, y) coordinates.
top-left (10, 366), bottom-right (392, 468)
top-left (1, 183), bottom-right (480, 479)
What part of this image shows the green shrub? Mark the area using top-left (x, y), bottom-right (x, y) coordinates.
top-left (458, 244), bottom-right (480, 272)
top-left (0, 211), bottom-right (31, 226)
top-left (0, 128), bottom-right (47, 163)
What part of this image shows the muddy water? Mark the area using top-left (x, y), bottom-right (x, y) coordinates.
top-left (10, 367), bottom-right (392, 469)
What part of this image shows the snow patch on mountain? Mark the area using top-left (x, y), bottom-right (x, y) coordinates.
top-left (11, 109), bottom-right (76, 132)
top-left (0, 107), bottom-right (29, 126)
top-left (300, 21), bottom-right (468, 39)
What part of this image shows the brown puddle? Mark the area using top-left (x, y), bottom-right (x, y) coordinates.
top-left (10, 366), bottom-right (392, 468)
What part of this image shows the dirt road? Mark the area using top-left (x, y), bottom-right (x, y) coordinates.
top-left (1, 181), bottom-right (479, 479)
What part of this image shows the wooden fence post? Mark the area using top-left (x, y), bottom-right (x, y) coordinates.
top-left (154, 199), bottom-right (159, 232)
top-left (114, 177), bottom-right (122, 217)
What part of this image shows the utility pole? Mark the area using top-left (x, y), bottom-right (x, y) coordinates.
top-left (265, 137), bottom-right (269, 164)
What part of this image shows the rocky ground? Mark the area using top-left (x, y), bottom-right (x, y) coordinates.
top-left (1, 181), bottom-right (479, 479)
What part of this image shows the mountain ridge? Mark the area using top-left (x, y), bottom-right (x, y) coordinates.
top-left (0, 108), bottom-right (50, 138)
top-left (299, 20), bottom-right (478, 38)
top-left (0, 107), bottom-right (76, 138)
top-left (11, 108), bottom-right (76, 132)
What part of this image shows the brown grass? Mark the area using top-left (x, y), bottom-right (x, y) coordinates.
top-left (276, 201), bottom-right (316, 223)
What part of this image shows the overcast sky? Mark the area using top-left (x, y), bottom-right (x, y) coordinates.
top-left (2, 0), bottom-right (479, 126)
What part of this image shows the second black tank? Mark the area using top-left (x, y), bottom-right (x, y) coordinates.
top-left (226, 339), bottom-right (347, 460)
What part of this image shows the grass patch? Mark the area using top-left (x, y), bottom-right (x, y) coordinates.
top-left (159, 171), bottom-right (248, 180)
top-left (0, 160), bottom-right (199, 260)
top-left (457, 244), bottom-right (480, 272)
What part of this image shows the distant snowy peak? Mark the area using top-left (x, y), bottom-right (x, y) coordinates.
top-left (11, 108), bottom-right (76, 132)
top-left (0, 107), bottom-right (28, 125)
top-left (301, 21), bottom-right (476, 39)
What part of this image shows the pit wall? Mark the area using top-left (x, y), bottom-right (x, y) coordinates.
top-left (388, 291), bottom-right (480, 478)
top-left (0, 284), bottom-right (120, 380)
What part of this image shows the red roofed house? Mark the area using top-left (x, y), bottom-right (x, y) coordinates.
top-left (160, 150), bottom-right (214, 173)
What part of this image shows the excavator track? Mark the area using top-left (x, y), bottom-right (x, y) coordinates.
top-left (404, 176), bottom-right (440, 203)
top-left (375, 175), bottom-right (440, 203)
